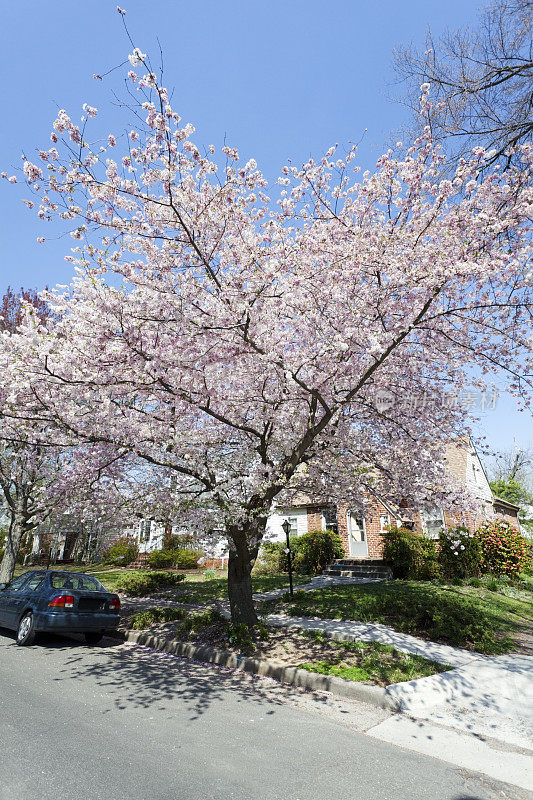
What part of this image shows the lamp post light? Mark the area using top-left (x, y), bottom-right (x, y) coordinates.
top-left (281, 519), bottom-right (294, 597)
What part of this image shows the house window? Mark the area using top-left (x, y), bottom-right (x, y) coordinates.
top-left (379, 514), bottom-right (390, 533)
top-left (322, 506), bottom-right (338, 535)
top-left (281, 516), bottom-right (298, 537)
top-left (421, 506), bottom-right (445, 539)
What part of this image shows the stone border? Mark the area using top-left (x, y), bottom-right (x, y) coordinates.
top-left (120, 629), bottom-right (399, 711)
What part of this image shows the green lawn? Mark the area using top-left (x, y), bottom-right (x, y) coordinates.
top-left (13, 564), bottom-right (300, 601)
top-left (162, 572), bottom-right (306, 604)
top-left (265, 580), bottom-right (532, 654)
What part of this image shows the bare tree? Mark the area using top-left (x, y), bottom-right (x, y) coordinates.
top-left (393, 0), bottom-right (533, 169)
top-left (488, 446), bottom-right (533, 487)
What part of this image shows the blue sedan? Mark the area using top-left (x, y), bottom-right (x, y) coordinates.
top-left (0, 570), bottom-right (121, 646)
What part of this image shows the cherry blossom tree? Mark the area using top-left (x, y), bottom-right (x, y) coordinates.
top-left (0, 303), bottom-right (135, 582)
top-left (5, 21), bottom-right (532, 622)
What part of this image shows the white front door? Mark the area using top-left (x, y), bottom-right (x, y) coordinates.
top-left (348, 514), bottom-right (368, 558)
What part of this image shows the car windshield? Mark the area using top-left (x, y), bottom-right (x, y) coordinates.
top-left (50, 574), bottom-right (106, 592)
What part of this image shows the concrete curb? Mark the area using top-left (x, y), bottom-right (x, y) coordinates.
top-left (121, 629), bottom-right (399, 711)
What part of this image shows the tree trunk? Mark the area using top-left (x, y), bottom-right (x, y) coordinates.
top-left (0, 507), bottom-right (28, 584)
top-left (227, 527), bottom-right (262, 627)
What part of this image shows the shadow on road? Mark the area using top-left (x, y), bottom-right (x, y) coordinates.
top-left (46, 635), bottom-right (331, 720)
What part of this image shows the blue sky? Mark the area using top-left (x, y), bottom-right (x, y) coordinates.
top-left (0, 0), bottom-right (530, 459)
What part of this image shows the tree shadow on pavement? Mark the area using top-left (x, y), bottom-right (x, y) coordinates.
top-left (48, 636), bottom-right (331, 721)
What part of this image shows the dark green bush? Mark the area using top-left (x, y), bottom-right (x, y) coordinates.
top-left (173, 548), bottom-right (203, 569)
top-left (102, 537), bottom-right (138, 567)
top-left (256, 536), bottom-right (304, 575)
top-left (298, 529), bottom-right (345, 573)
top-left (147, 549), bottom-right (176, 569)
top-left (256, 529), bottom-right (343, 574)
top-left (115, 570), bottom-right (185, 596)
top-left (438, 526), bottom-right (482, 579)
top-left (382, 527), bottom-right (440, 579)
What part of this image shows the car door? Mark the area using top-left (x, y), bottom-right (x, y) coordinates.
top-left (0, 574), bottom-right (32, 629)
top-left (15, 573), bottom-right (47, 625)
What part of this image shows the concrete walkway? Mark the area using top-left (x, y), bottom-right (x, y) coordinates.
top-left (268, 611), bottom-right (533, 761)
top-left (385, 653), bottom-right (533, 751)
top-left (265, 612), bottom-right (481, 667)
top-left (252, 574), bottom-right (382, 602)
top-left (264, 611), bottom-right (533, 753)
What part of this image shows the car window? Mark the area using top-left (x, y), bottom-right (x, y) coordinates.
top-left (7, 574), bottom-right (30, 592)
top-left (50, 574), bottom-right (105, 592)
top-left (25, 575), bottom-right (46, 592)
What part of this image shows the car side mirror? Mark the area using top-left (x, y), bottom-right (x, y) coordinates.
top-left (0, 583), bottom-right (8, 590)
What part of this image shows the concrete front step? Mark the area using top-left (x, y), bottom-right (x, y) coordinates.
top-left (323, 569), bottom-right (391, 578)
top-left (129, 554), bottom-right (150, 570)
top-left (322, 560), bottom-right (392, 579)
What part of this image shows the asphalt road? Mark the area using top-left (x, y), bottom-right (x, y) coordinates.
top-left (0, 629), bottom-right (526, 800)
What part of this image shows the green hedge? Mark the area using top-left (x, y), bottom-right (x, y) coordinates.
top-left (173, 548), bottom-right (203, 569)
top-left (298, 529), bottom-right (345, 572)
top-left (147, 547), bottom-right (203, 570)
top-left (147, 549), bottom-right (176, 569)
top-left (255, 529), bottom-right (344, 575)
top-left (382, 527), bottom-right (440, 579)
top-left (256, 536), bottom-right (305, 574)
top-left (115, 570), bottom-right (185, 596)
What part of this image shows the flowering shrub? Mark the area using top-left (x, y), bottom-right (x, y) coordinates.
top-left (476, 520), bottom-right (530, 578)
top-left (438, 527), bottom-right (482, 579)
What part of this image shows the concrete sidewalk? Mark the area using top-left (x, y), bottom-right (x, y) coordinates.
top-left (265, 612), bottom-right (481, 667)
top-left (386, 652), bottom-right (533, 750)
top-left (264, 612), bottom-right (533, 759)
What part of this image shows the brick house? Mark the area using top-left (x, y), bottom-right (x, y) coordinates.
top-left (267, 437), bottom-right (520, 561)
top-left (128, 437), bottom-right (520, 567)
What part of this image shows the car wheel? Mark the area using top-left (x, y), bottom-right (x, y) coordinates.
top-left (84, 632), bottom-right (103, 645)
top-left (17, 613), bottom-right (35, 646)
